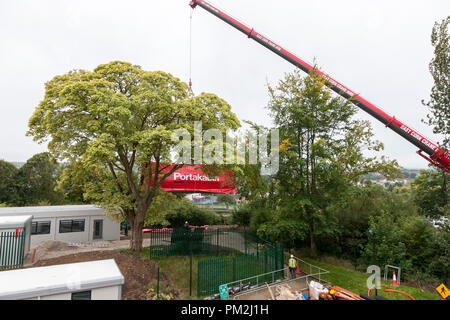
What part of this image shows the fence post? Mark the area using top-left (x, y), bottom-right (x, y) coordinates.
top-left (216, 229), bottom-right (219, 256)
top-left (0, 233), bottom-right (4, 267)
top-left (233, 257), bottom-right (236, 282)
top-left (244, 230), bottom-right (247, 255)
top-left (264, 250), bottom-right (268, 274)
top-left (157, 266), bottom-right (160, 298)
top-left (21, 230), bottom-right (26, 266)
top-left (6, 232), bottom-right (11, 266)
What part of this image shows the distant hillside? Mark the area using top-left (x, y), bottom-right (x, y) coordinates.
top-left (361, 168), bottom-right (424, 186)
top-left (399, 168), bottom-right (422, 180)
top-left (10, 162), bottom-right (25, 168)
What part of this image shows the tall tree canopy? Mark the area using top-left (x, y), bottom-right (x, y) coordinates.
top-left (14, 152), bottom-right (62, 206)
top-left (422, 16), bottom-right (449, 147)
top-left (262, 70), bottom-right (400, 255)
top-left (420, 16), bottom-right (449, 217)
top-left (0, 160), bottom-right (18, 205)
top-left (27, 61), bottom-right (240, 250)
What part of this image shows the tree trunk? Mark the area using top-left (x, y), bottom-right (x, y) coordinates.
top-left (310, 224), bottom-right (317, 257)
top-left (442, 172), bottom-right (447, 208)
top-left (128, 206), bottom-right (146, 251)
top-left (130, 218), bottom-right (144, 251)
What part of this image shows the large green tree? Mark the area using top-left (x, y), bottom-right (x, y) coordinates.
top-left (27, 61), bottom-right (239, 250)
top-left (13, 152), bottom-right (63, 206)
top-left (0, 160), bottom-right (19, 205)
top-left (264, 70), bottom-right (400, 255)
top-left (411, 169), bottom-right (449, 219)
top-left (422, 16), bottom-right (449, 147)
top-left (419, 16), bottom-right (449, 218)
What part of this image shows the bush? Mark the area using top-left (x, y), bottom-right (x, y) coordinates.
top-left (165, 204), bottom-right (221, 227)
top-left (232, 205), bottom-right (251, 227)
top-left (362, 212), bottom-right (412, 273)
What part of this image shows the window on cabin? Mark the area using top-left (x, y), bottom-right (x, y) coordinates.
top-left (71, 290), bottom-right (91, 300)
top-left (31, 221), bottom-right (51, 235)
top-left (59, 219), bottom-right (85, 233)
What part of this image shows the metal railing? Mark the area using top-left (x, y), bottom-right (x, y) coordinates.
top-left (284, 253), bottom-right (330, 284)
top-left (0, 231), bottom-right (26, 270)
top-left (149, 228), bottom-right (275, 258)
top-left (223, 253), bottom-right (330, 300)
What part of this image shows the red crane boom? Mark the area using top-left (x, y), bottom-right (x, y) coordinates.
top-left (189, 0), bottom-right (450, 173)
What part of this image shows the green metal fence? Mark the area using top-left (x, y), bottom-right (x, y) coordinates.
top-left (0, 231), bottom-right (26, 270)
top-left (149, 228), bottom-right (266, 258)
top-left (147, 228), bottom-right (284, 297)
top-left (197, 244), bottom-right (284, 297)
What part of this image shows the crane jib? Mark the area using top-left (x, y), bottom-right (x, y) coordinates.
top-left (190, 0), bottom-right (450, 172)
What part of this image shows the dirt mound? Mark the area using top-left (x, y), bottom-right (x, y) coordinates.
top-left (34, 240), bottom-right (78, 252)
top-left (25, 240), bottom-right (78, 265)
top-left (28, 250), bottom-right (182, 300)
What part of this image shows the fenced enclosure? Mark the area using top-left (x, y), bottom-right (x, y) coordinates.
top-left (148, 228), bottom-right (274, 258)
top-left (197, 244), bottom-right (284, 296)
top-left (0, 231), bottom-right (26, 270)
top-left (147, 228), bottom-right (284, 297)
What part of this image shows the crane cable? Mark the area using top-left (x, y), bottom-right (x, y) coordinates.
top-left (189, 8), bottom-right (194, 91)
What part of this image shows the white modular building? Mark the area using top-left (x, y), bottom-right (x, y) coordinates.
top-left (0, 205), bottom-right (120, 247)
top-left (0, 259), bottom-right (125, 300)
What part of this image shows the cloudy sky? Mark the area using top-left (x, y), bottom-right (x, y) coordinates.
top-left (0, 0), bottom-right (448, 169)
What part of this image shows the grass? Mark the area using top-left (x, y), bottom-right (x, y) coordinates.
top-left (136, 248), bottom-right (276, 299)
top-left (298, 256), bottom-right (441, 300)
top-left (125, 246), bottom-right (442, 300)
top-left (135, 248), bottom-right (206, 299)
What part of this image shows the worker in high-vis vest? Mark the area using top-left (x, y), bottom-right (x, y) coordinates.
top-left (289, 255), bottom-right (297, 279)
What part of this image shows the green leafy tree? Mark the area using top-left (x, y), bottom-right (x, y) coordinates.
top-left (27, 61), bottom-right (239, 251)
top-left (362, 212), bottom-right (412, 272)
top-left (422, 16), bottom-right (449, 148)
top-left (0, 160), bottom-right (19, 205)
top-left (336, 120), bottom-right (401, 182)
top-left (164, 202), bottom-right (220, 227)
top-left (400, 215), bottom-right (436, 274)
top-left (420, 16), bottom-right (449, 220)
top-left (143, 189), bottom-right (183, 227)
top-left (55, 161), bottom-right (89, 204)
top-left (411, 169), bottom-right (449, 219)
top-left (13, 153), bottom-right (63, 206)
top-left (264, 70), bottom-right (400, 255)
top-left (233, 122), bottom-right (273, 201)
top-left (232, 204), bottom-right (252, 227)
top-left (427, 223), bottom-right (450, 285)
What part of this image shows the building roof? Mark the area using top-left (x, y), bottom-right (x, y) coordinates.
top-left (0, 205), bottom-right (108, 219)
top-left (0, 215), bottom-right (33, 229)
top-left (0, 259), bottom-right (125, 300)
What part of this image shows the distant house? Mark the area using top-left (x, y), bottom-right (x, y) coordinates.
top-left (0, 205), bottom-right (120, 247)
top-left (0, 259), bottom-right (125, 300)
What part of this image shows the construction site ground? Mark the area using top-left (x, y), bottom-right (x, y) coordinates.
top-left (26, 249), bottom-right (182, 300)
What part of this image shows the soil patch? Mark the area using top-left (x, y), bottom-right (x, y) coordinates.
top-left (28, 250), bottom-right (182, 300)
